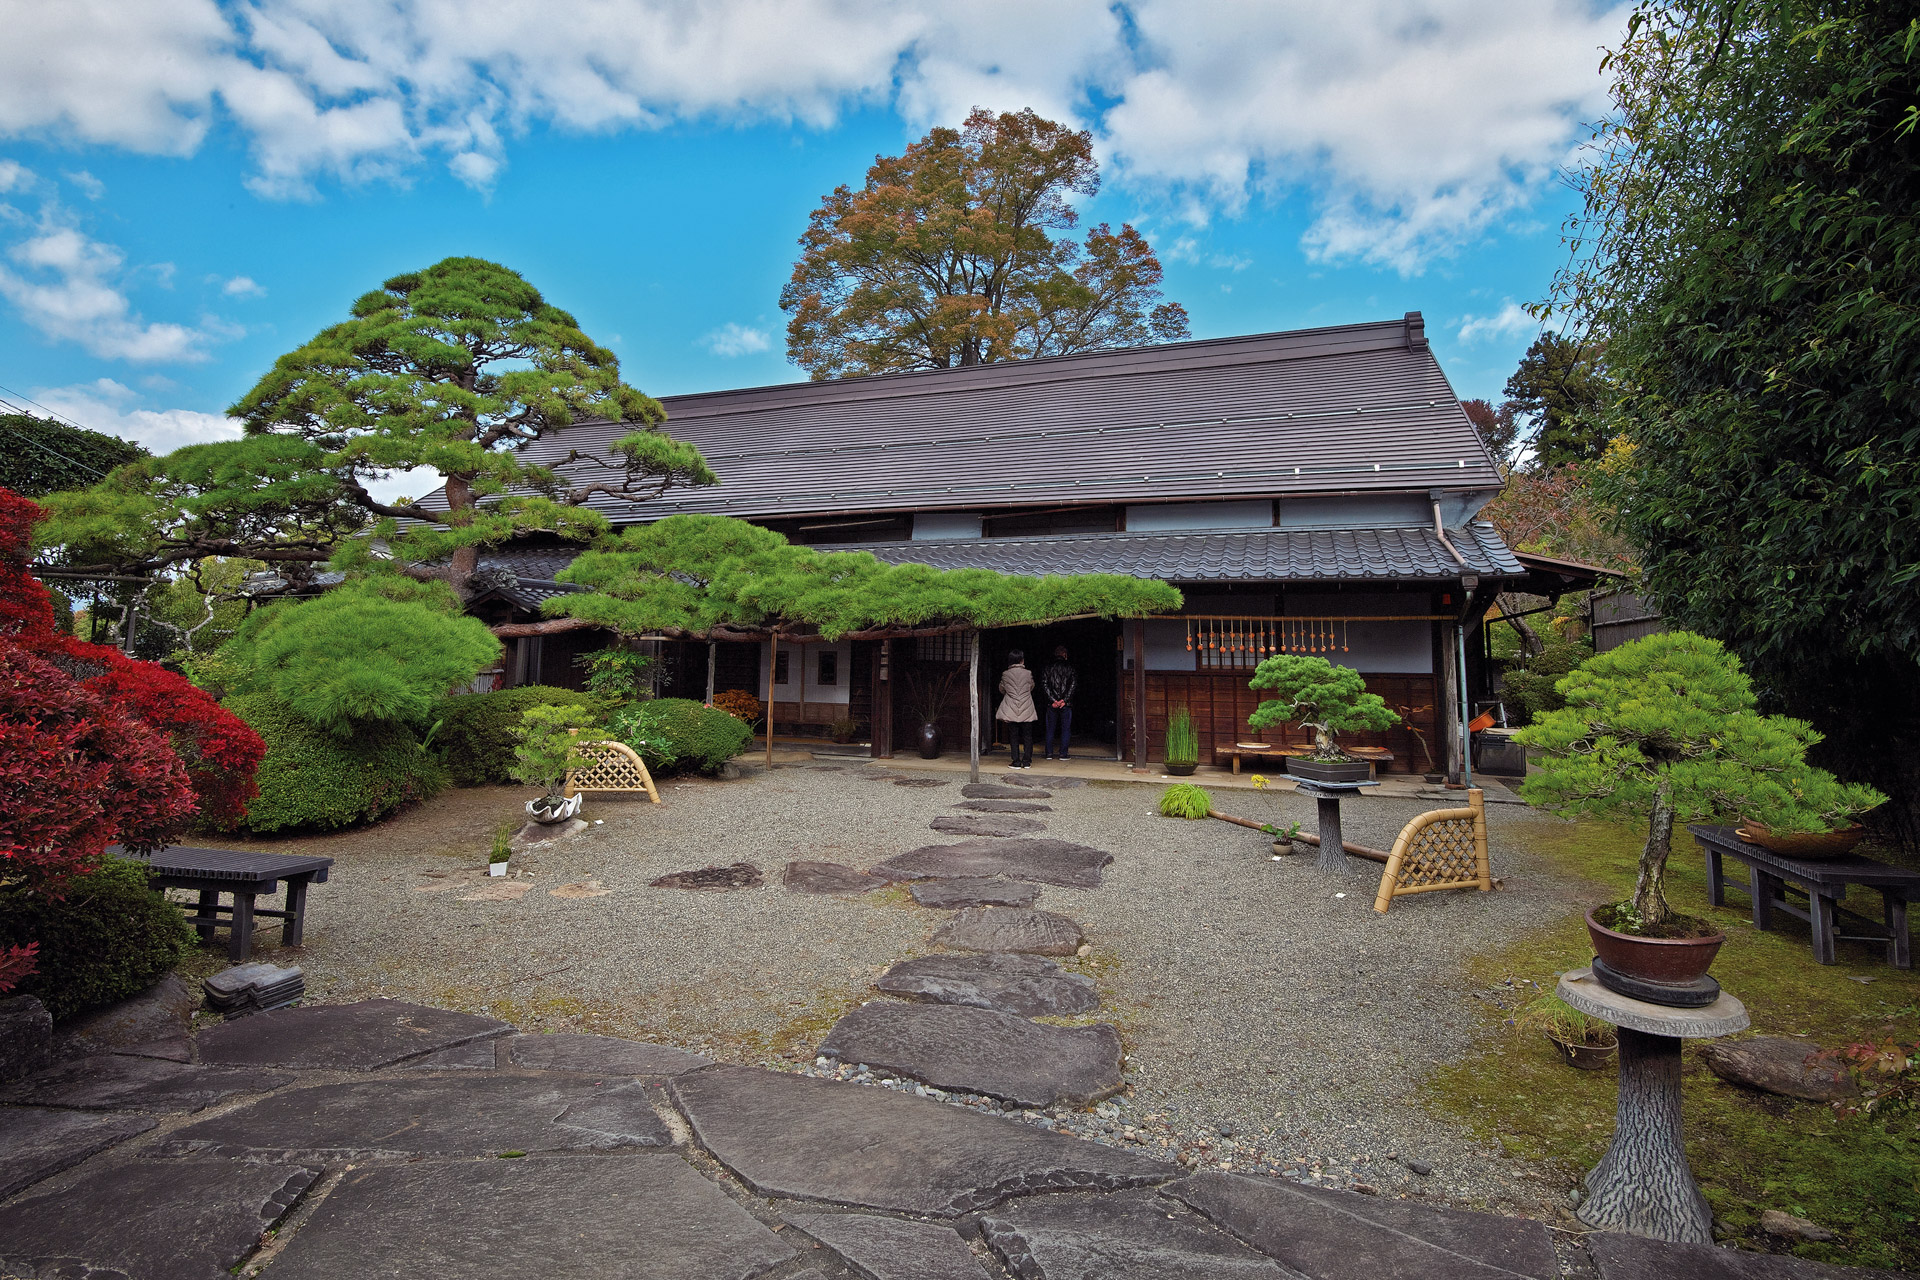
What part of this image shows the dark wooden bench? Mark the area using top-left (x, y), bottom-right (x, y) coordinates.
top-left (118, 846), bottom-right (334, 963)
top-left (1691, 824), bottom-right (1917, 969)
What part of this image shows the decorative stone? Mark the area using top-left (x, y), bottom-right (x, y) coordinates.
top-left (50, 973), bottom-right (196, 1062)
top-left (1002, 773), bottom-right (1086, 789)
top-left (507, 1033), bottom-right (711, 1076)
top-left (1170, 1171), bottom-right (1560, 1280)
top-left (0, 994), bottom-right (51, 1082)
top-left (1700, 1037), bottom-right (1858, 1102)
top-left (874, 838), bottom-right (1111, 888)
top-left (818, 1003), bottom-right (1122, 1107)
top-left (651, 862), bottom-right (765, 891)
top-left (783, 860), bottom-right (890, 895)
top-left (669, 1065), bottom-right (1171, 1217)
top-left (956, 799), bottom-right (1053, 813)
top-left (265, 1156), bottom-right (794, 1280)
top-left (155, 1074), bottom-right (673, 1161)
top-left (978, 1190), bottom-right (1296, 1279)
top-left (511, 816), bottom-right (589, 848)
top-left (195, 999), bottom-right (511, 1070)
top-left (910, 878), bottom-right (1042, 909)
top-left (962, 784), bottom-right (1052, 800)
top-left (786, 1212), bottom-right (993, 1280)
top-left (894, 777), bottom-right (950, 788)
top-left (1558, 969), bottom-right (1750, 1039)
top-left (1759, 1210), bottom-right (1837, 1243)
top-left (0, 1158), bottom-right (316, 1280)
top-left (875, 952), bottom-right (1096, 1016)
top-left (0, 1054), bottom-right (292, 1112)
top-left (932, 906), bottom-right (1086, 956)
top-left (1587, 1230), bottom-right (1889, 1279)
top-left (931, 814), bottom-right (1048, 838)
top-left (0, 1106), bottom-right (156, 1199)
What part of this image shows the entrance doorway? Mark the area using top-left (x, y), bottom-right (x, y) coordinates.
top-left (982, 618), bottom-right (1121, 759)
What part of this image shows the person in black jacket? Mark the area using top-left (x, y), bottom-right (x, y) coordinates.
top-left (1040, 645), bottom-right (1077, 760)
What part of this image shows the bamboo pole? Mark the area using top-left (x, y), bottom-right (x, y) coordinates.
top-left (1205, 809), bottom-right (1389, 864)
top-left (968, 629), bottom-right (981, 785)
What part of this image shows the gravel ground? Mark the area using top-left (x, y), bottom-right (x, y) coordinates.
top-left (204, 761), bottom-right (1595, 1224)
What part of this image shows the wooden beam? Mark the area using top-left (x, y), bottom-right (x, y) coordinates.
top-left (968, 630), bottom-right (981, 785)
top-left (1131, 618), bottom-right (1148, 772)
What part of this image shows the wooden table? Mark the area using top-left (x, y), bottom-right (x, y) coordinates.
top-left (121, 845), bottom-right (334, 963)
top-left (1691, 825), bottom-right (1916, 969)
top-left (1215, 744), bottom-right (1306, 775)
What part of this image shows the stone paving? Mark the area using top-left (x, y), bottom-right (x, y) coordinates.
top-left (0, 998), bottom-right (1900, 1279)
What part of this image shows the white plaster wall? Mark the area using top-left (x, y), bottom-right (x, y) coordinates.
top-left (912, 512), bottom-right (984, 541)
top-left (1285, 593), bottom-right (1432, 673)
top-left (761, 640), bottom-right (854, 705)
top-left (1277, 495), bottom-right (1432, 529)
top-left (1124, 500), bottom-right (1273, 532)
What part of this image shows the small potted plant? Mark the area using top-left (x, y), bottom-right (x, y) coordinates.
top-left (1260, 819), bottom-right (1303, 856)
top-left (828, 715), bottom-right (862, 744)
top-left (488, 823), bottom-right (513, 876)
top-left (511, 703), bottom-right (600, 824)
top-left (1247, 655), bottom-right (1399, 784)
top-left (1515, 633), bottom-right (1884, 988)
top-left (1164, 706), bottom-right (1200, 776)
top-left (904, 667), bottom-right (961, 759)
top-left (1513, 993), bottom-right (1618, 1070)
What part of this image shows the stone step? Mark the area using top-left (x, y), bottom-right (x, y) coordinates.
top-left (910, 878), bottom-right (1041, 909)
top-left (874, 838), bottom-right (1112, 888)
top-left (875, 952), bottom-right (1097, 1016)
top-left (931, 814), bottom-right (1048, 838)
top-left (932, 906), bottom-right (1087, 956)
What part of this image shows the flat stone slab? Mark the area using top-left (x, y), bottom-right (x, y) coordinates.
top-left (1700, 1036), bottom-right (1858, 1102)
top-left (267, 1155), bottom-right (793, 1280)
top-left (51, 973), bottom-right (196, 1062)
top-left (957, 798), bottom-right (1053, 813)
top-left (669, 1065), bottom-right (1171, 1216)
top-left (979, 1190), bottom-right (1296, 1279)
top-left (1170, 1171), bottom-right (1559, 1279)
top-left (875, 952), bottom-right (1097, 1016)
top-left (404, 1038), bottom-right (501, 1069)
top-left (911, 878), bottom-right (1042, 909)
top-left (0, 1158), bottom-right (315, 1280)
top-left (932, 906), bottom-right (1086, 956)
top-left (1559, 969), bottom-right (1749, 1039)
top-left (0, 1054), bottom-right (293, 1112)
top-left (651, 862), bottom-right (765, 891)
top-left (819, 1003), bottom-right (1122, 1107)
top-left (894, 777), bottom-right (950, 788)
top-left (507, 1032), bottom-right (711, 1076)
top-left (1588, 1231), bottom-right (1898, 1279)
top-left (784, 860), bottom-right (890, 895)
top-left (931, 813), bottom-right (1048, 838)
top-left (154, 1074), bottom-right (673, 1161)
top-left (0, 994), bottom-right (51, 1082)
top-left (786, 1212), bottom-right (993, 1280)
top-left (194, 998), bottom-right (511, 1070)
top-left (874, 838), bottom-right (1111, 888)
top-left (1002, 772), bottom-right (1087, 788)
top-left (962, 783), bottom-right (1052, 800)
top-left (0, 1106), bottom-right (157, 1199)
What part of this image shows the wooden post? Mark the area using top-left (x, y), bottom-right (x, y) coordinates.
top-left (1131, 618), bottom-right (1148, 772)
top-left (705, 641), bottom-right (717, 704)
top-left (873, 639), bottom-right (894, 759)
top-left (968, 630), bottom-right (981, 785)
top-left (1440, 621), bottom-right (1461, 785)
top-left (765, 633), bottom-right (777, 770)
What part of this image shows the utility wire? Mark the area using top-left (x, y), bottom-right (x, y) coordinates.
top-left (0, 400), bottom-right (112, 479)
top-left (0, 381), bottom-right (94, 434)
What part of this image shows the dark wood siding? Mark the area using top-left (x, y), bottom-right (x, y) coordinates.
top-left (1122, 670), bottom-right (1439, 771)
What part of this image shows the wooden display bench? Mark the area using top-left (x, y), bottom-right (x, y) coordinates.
top-left (1213, 743), bottom-right (1395, 777)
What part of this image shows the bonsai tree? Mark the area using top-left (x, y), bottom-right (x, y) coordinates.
top-left (1515, 632), bottom-right (1883, 934)
top-left (1247, 654), bottom-right (1398, 759)
top-left (509, 703), bottom-right (600, 811)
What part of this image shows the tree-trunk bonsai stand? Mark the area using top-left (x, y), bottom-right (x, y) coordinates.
top-left (1291, 779), bottom-right (1380, 877)
top-left (1556, 967), bottom-right (1749, 1244)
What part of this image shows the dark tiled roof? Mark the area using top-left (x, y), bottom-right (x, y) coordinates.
top-left (824, 522), bottom-right (1524, 583)
top-left (425, 314), bottom-right (1499, 524)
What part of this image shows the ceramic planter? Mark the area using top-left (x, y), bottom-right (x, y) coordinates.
top-left (488, 861), bottom-right (509, 878)
top-left (1734, 821), bottom-right (1867, 860)
top-left (527, 793), bottom-right (583, 825)
top-left (1585, 907), bottom-right (1725, 986)
top-left (1165, 760), bottom-right (1198, 777)
top-left (1547, 1033), bottom-right (1618, 1071)
top-left (917, 723), bottom-right (942, 759)
top-left (1285, 756), bottom-right (1371, 785)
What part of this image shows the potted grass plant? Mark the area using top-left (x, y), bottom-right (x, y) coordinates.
top-left (1247, 654), bottom-right (1399, 784)
top-left (1513, 993), bottom-right (1618, 1070)
top-left (488, 823), bottom-right (513, 876)
top-left (1164, 706), bottom-right (1200, 776)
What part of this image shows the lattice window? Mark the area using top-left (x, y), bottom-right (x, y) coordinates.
top-left (915, 632), bottom-right (969, 663)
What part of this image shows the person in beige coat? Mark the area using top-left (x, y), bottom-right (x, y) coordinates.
top-left (996, 649), bottom-right (1039, 768)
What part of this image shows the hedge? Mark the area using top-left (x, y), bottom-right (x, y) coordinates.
top-left (609, 697), bottom-right (753, 775)
top-left (224, 692), bottom-right (449, 832)
top-left (0, 857), bottom-right (191, 1021)
top-left (433, 685), bottom-right (596, 786)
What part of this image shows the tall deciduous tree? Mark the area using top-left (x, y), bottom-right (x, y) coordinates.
top-left (781, 107), bottom-right (1190, 379)
top-left (1550, 0), bottom-right (1920, 846)
top-left (1460, 398), bottom-right (1522, 465)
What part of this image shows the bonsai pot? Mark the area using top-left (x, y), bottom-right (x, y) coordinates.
top-left (1547, 1033), bottom-right (1618, 1071)
top-left (1166, 760), bottom-right (1198, 777)
top-left (917, 722), bottom-right (943, 759)
top-left (1735, 820), bottom-right (1867, 860)
top-left (527, 794), bottom-right (584, 825)
top-left (1271, 839), bottom-right (1296, 857)
top-left (1286, 756), bottom-right (1371, 785)
top-left (488, 861), bottom-right (509, 878)
top-left (1585, 907), bottom-right (1725, 986)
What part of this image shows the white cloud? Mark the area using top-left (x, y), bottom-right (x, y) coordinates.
top-left (701, 322), bottom-right (772, 357)
top-left (62, 169), bottom-right (104, 199)
top-left (0, 160), bottom-right (33, 195)
top-left (222, 274), bottom-right (266, 297)
top-left (1456, 301), bottom-right (1537, 344)
top-left (29, 378), bottom-right (242, 455)
top-left (0, 1), bottom-right (1627, 271)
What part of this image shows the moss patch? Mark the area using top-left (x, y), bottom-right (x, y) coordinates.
top-left (1426, 818), bottom-right (1920, 1269)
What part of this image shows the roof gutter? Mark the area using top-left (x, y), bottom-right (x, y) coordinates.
top-left (1431, 501), bottom-right (1470, 572)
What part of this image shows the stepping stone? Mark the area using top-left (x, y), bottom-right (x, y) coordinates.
top-left (404, 1039), bottom-right (501, 1070)
top-left (669, 1065), bottom-right (1170, 1216)
top-left (933, 906), bottom-right (1086, 956)
top-left (550, 878), bottom-right (614, 898)
top-left (195, 999), bottom-right (511, 1070)
top-left (931, 814), bottom-right (1048, 838)
top-left (876, 952), bottom-right (1096, 1016)
top-left (783, 860), bottom-right (890, 895)
top-left (1699, 1036), bottom-right (1858, 1102)
top-left (266, 1155), bottom-right (794, 1280)
top-left (978, 1190), bottom-right (1296, 1279)
top-left (874, 837), bottom-right (1111, 888)
top-left (962, 783), bottom-right (1052, 800)
top-left (1587, 1230), bottom-right (1891, 1279)
top-left (1003, 773), bottom-right (1087, 789)
top-left (957, 798), bottom-right (1052, 813)
top-left (0, 1054), bottom-right (292, 1112)
top-left (0, 1158), bottom-right (316, 1280)
top-left (651, 862), bottom-right (764, 891)
top-left (786, 1212), bottom-right (993, 1280)
top-left (1169, 1171), bottom-right (1559, 1280)
top-left (0, 1106), bottom-right (156, 1199)
top-left (910, 878), bottom-right (1041, 909)
top-left (819, 1002), bottom-right (1122, 1107)
top-left (894, 777), bottom-right (949, 788)
top-left (154, 1074), bottom-right (673, 1161)
top-left (507, 1032), bottom-right (711, 1076)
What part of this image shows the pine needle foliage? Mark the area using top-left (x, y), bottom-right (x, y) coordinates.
top-left (1247, 654), bottom-right (1398, 759)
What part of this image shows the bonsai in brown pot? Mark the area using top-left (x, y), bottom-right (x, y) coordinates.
top-left (1515, 633), bottom-right (1884, 993)
top-left (1247, 654), bottom-right (1399, 785)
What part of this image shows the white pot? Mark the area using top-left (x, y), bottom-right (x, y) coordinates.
top-left (488, 861), bottom-right (509, 877)
top-left (526, 794), bottom-right (583, 825)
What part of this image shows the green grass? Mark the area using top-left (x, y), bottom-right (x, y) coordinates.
top-left (1425, 818), bottom-right (1920, 1270)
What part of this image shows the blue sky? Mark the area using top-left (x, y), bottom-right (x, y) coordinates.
top-left (0, 1), bottom-right (1623, 457)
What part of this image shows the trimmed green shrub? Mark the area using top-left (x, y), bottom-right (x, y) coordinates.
top-left (1500, 636), bottom-right (1588, 727)
top-left (225, 692), bottom-right (448, 832)
top-left (1158, 783), bottom-right (1212, 819)
top-left (0, 857), bottom-right (191, 1021)
top-left (434, 686), bottom-right (595, 786)
top-left (608, 697), bottom-right (752, 775)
